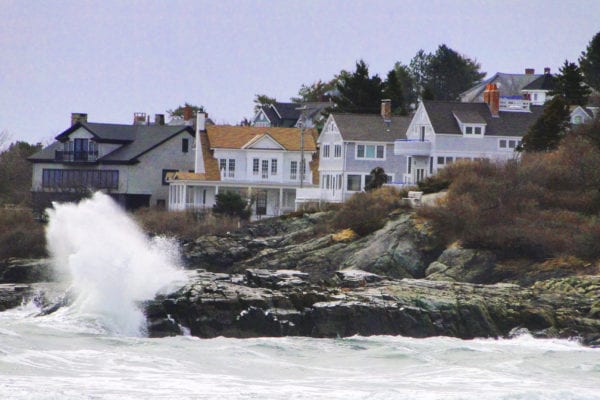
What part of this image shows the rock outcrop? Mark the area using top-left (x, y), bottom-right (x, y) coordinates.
top-left (145, 268), bottom-right (600, 346)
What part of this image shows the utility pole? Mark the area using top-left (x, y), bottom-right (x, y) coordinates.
top-left (297, 105), bottom-right (308, 188)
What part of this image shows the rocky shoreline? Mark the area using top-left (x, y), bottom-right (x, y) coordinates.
top-left (2, 210), bottom-right (600, 345)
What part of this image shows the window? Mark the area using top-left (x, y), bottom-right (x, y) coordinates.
top-left (334, 144), bottom-right (342, 158)
top-left (437, 156), bottom-right (445, 165)
top-left (271, 159), bottom-right (278, 175)
top-left (356, 144), bottom-right (384, 159)
top-left (43, 169), bottom-right (119, 189)
top-left (508, 140), bottom-right (517, 149)
top-left (407, 157), bottom-right (412, 174)
top-left (182, 138), bottom-right (189, 153)
top-left (219, 159), bottom-right (227, 172)
top-left (446, 157), bottom-right (454, 164)
top-left (420, 126), bottom-right (426, 141)
top-left (574, 115), bottom-right (583, 124)
top-left (347, 174), bottom-right (361, 191)
top-left (290, 161), bottom-right (298, 180)
top-left (261, 160), bottom-right (269, 179)
top-left (322, 144), bottom-right (330, 158)
top-left (465, 126), bottom-right (473, 134)
top-left (430, 157), bottom-right (433, 174)
top-left (474, 127), bottom-right (482, 135)
top-left (499, 140), bottom-right (507, 149)
top-left (228, 159), bottom-right (235, 178)
top-left (253, 158), bottom-right (259, 175)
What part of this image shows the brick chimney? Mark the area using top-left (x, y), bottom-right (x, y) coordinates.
top-left (155, 114), bottom-right (165, 126)
top-left (71, 113), bottom-right (88, 126)
top-left (133, 112), bottom-right (147, 125)
top-left (483, 84), bottom-right (500, 117)
top-left (381, 99), bottom-right (392, 121)
top-left (525, 68), bottom-right (535, 75)
top-left (544, 67), bottom-right (551, 74)
top-left (183, 105), bottom-right (193, 123)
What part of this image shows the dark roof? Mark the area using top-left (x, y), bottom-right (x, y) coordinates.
top-left (423, 101), bottom-right (544, 137)
top-left (460, 72), bottom-right (542, 102)
top-left (452, 110), bottom-right (487, 124)
top-left (255, 102), bottom-right (332, 127)
top-left (522, 74), bottom-right (556, 91)
top-left (331, 113), bottom-right (411, 142)
top-left (29, 122), bottom-right (193, 163)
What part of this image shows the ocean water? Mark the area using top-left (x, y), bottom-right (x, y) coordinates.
top-left (1, 193), bottom-right (598, 399)
top-left (0, 304), bottom-right (599, 400)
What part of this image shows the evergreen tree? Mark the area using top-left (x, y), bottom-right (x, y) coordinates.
top-left (519, 96), bottom-right (570, 152)
top-left (579, 31), bottom-right (600, 92)
top-left (0, 140), bottom-right (43, 205)
top-left (213, 191), bottom-right (251, 220)
top-left (550, 60), bottom-right (591, 106)
top-left (409, 49), bottom-right (433, 99)
top-left (393, 62), bottom-right (418, 109)
top-left (291, 79), bottom-right (336, 103)
top-left (334, 60), bottom-right (383, 114)
top-left (364, 167), bottom-right (388, 191)
top-left (383, 70), bottom-right (407, 115)
top-left (424, 44), bottom-right (485, 101)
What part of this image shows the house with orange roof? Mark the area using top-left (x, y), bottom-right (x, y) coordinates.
top-left (168, 113), bottom-right (318, 217)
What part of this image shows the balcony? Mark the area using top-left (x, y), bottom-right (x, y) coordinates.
top-left (55, 150), bottom-right (99, 162)
top-left (394, 139), bottom-right (432, 156)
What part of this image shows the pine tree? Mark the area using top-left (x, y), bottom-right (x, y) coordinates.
top-left (519, 96), bottom-right (570, 152)
top-left (383, 70), bottom-right (407, 115)
top-left (551, 60), bottom-right (591, 106)
top-left (334, 60), bottom-right (383, 114)
top-left (579, 31), bottom-right (600, 92)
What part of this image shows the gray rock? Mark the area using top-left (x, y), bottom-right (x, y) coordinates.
top-left (426, 247), bottom-right (497, 283)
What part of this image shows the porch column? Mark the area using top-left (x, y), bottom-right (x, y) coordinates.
top-left (279, 188), bottom-right (283, 215)
top-left (182, 184), bottom-right (187, 210)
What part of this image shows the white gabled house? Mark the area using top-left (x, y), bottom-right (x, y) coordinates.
top-left (296, 100), bottom-right (412, 204)
top-left (395, 84), bottom-right (544, 182)
top-left (168, 113), bottom-right (318, 217)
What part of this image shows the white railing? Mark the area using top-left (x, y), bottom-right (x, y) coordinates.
top-left (394, 140), bottom-right (432, 156)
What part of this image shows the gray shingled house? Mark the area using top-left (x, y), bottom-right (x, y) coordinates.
top-left (28, 112), bottom-right (195, 211)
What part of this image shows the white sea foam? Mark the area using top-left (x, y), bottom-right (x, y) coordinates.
top-left (44, 192), bottom-right (185, 336)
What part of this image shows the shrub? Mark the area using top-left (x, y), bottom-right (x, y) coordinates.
top-left (0, 208), bottom-right (47, 261)
top-left (212, 191), bottom-right (251, 220)
top-left (418, 132), bottom-right (600, 260)
top-left (330, 186), bottom-right (404, 236)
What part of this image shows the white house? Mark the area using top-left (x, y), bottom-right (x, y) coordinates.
top-left (29, 112), bottom-right (195, 211)
top-left (168, 113), bottom-right (318, 217)
top-left (395, 84), bottom-right (544, 183)
top-left (253, 102), bottom-right (330, 129)
top-left (296, 100), bottom-right (412, 204)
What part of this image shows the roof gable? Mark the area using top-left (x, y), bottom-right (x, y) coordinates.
top-left (242, 133), bottom-right (285, 150)
top-left (206, 125), bottom-right (317, 151)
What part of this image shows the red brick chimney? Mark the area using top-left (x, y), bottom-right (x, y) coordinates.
top-left (183, 105), bottom-right (193, 122)
top-left (525, 68), bottom-right (535, 75)
top-left (483, 84), bottom-right (500, 117)
top-left (133, 112), bottom-right (147, 125)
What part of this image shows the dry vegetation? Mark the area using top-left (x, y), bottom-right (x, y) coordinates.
top-left (0, 208), bottom-right (47, 261)
top-left (419, 125), bottom-right (600, 261)
top-left (133, 208), bottom-right (247, 241)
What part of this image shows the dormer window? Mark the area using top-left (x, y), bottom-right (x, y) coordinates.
top-left (463, 125), bottom-right (484, 136)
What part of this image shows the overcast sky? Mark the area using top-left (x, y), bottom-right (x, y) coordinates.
top-left (1, 0), bottom-right (599, 144)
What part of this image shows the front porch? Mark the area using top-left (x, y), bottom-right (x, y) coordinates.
top-left (168, 181), bottom-right (302, 218)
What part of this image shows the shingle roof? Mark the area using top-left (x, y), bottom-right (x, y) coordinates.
top-left (452, 110), bottom-right (487, 124)
top-left (460, 73), bottom-right (542, 102)
top-left (29, 122), bottom-right (193, 163)
top-left (331, 113), bottom-right (411, 142)
top-left (423, 101), bottom-right (544, 137)
top-left (207, 125), bottom-right (317, 151)
top-left (522, 74), bottom-right (556, 91)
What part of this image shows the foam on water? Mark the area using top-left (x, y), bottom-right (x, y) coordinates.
top-left (44, 192), bottom-right (185, 336)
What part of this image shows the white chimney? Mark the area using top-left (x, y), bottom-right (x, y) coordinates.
top-left (194, 112), bottom-right (206, 174)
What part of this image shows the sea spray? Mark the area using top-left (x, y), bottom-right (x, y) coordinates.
top-left (45, 192), bottom-right (186, 336)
